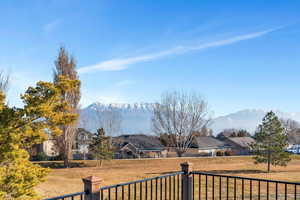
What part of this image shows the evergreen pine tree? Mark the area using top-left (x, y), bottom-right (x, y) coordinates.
top-left (89, 128), bottom-right (113, 167)
top-left (252, 111), bottom-right (291, 172)
top-left (0, 76), bottom-right (79, 199)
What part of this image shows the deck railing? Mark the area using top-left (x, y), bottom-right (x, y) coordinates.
top-left (45, 162), bottom-right (300, 200)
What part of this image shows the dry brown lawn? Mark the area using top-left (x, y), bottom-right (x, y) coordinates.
top-left (36, 156), bottom-right (300, 199)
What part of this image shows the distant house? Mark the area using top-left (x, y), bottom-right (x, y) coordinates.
top-left (113, 134), bottom-right (167, 159)
top-left (222, 137), bottom-right (255, 155)
top-left (166, 136), bottom-right (231, 157)
top-left (189, 136), bottom-right (231, 157)
top-left (29, 138), bottom-right (58, 159)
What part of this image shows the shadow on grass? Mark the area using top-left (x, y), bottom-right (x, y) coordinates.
top-left (34, 161), bottom-right (87, 169)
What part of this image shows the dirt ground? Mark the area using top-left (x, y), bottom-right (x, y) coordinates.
top-left (36, 156), bottom-right (300, 198)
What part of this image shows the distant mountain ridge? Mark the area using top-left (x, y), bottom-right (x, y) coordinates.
top-left (211, 109), bottom-right (300, 134)
top-left (79, 102), bottom-right (154, 134)
top-left (79, 102), bottom-right (300, 135)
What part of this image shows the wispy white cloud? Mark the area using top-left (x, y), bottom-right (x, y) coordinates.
top-left (78, 28), bottom-right (280, 74)
top-left (114, 80), bottom-right (135, 87)
top-left (43, 19), bottom-right (62, 33)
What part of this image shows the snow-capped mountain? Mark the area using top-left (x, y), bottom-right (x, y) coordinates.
top-left (79, 102), bottom-right (154, 134)
top-left (210, 109), bottom-right (300, 134)
top-left (79, 103), bottom-right (300, 135)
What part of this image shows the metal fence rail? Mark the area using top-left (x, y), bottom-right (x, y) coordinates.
top-left (191, 171), bottom-right (300, 200)
top-left (44, 191), bottom-right (85, 200)
top-left (100, 171), bottom-right (184, 200)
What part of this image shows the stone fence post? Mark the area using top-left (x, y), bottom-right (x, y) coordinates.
top-left (181, 162), bottom-right (193, 200)
top-left (82, 176), bottom-right (102, 200)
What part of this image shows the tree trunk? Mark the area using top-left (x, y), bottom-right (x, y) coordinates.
top-left (64, 156), bottom-right (69, 168)
top-left (177, 151), bottom-right (183, 157)
top-left (267, 149), bottom-right (271, 173)
top-left (64, 142), bottom-right (71, 168)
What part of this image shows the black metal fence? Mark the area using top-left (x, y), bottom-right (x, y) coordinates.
top-left (45, 163), bottom-right (300, 200)
top-left (191, 171), bottom-right (300, 200)
top-left (100, 171), bottom-right (183, 200)
top-left (44, 191), bottom-right (85, 200)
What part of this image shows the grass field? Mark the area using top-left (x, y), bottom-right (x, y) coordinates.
top-left (36, 156), bottom-right (300, 199)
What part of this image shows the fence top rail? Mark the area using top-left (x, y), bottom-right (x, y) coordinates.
top-left (44, 191), bottom-right (85, 200)
top-left (100, 171), bottom-right (184, 190)
top-left (192, 171), bottom-right (300, 185)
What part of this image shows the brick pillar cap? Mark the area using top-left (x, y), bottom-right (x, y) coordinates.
top-left (180, 162), bottom-right (193, 167)
top-left (82, 176), bottom-right (102, 183)
top-left (180, 162), bottom-right (193, 173)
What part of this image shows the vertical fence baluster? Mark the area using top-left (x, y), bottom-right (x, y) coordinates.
top-left (108, 188), bottom-right (111, 200)
top-left (205, 175), bottom-right (208, 200)
top-left (156, 178), bottom-right (158, 200)
top-left (151, 180), bottom-right (153, 200)
top-left (101, 189), bottom-right (104, 200)
top-left (267, 181), bottom-right (269, 200)
top-left (160, 178), bottom-right (163, 200)
top-left (134, 183), bottom-right (137, 200)
top-left (250, 180), bottom-right (252, 200)
top-left (177, 175), bottom-right (180, 200)
top-left (285, 184), bottom-right (287, 200)
top-left (129, 184), bottom-right (131, 200)
top-left (173, 176), bottom-right (175, 200)
top-left (234, 178), bottom-right (236, 200)
top-left (258, 181), bottom-right (260, 200)
top-left (275, 182), bottom-right (278, 200)
top-left (295, 184), bottom-right (297, 200)
top-left (140, 182), bottom-right (143, 200)
top-left (122, 186), bottom-right (124, 200)
top-left (146, 181), bottom-right (148, 200)
top-left (180, 176), bottom-right (183, 200)
top-left (192, 173), bottom-right (195, 200)
top-left (169, 176), bottom-right (171, 200)
top-left (166, 177), bottom-right (168, 200)
top-left (212, 176), bottom-right (214, 200)
top-left (116, 186), bottom-right (118, 200)
top-left (199, 175), bottom-right (201, 200)
top-left (242, 179), bottom-right (244, 200)
top-left (219, 176), bottom-right (221, 200)
top-left (226, 177), bottom-right (229, 200)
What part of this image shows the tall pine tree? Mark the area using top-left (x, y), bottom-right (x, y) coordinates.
top-left (89, 128), bottom-right (113, 167)
top-left (252, 111), bottom-right (291, 172)
top-left (53, 47), bottom-right (81, 168)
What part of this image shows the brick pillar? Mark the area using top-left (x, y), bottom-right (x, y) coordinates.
top-left (82, 176), bottom-right (102, 200)
top-left (181, 162), bottom-right (193, 200)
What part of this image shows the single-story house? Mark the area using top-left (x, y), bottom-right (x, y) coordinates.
top-left (167, 136), bottom-right (231, 157)
top-left (113, 134), bottom-right (167, 159)
top-left (222, 136), bottom-right (255, 155)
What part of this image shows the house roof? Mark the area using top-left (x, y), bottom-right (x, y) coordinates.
top-left (195, 136), bottom-right (227, 149)
top-left (225, 137), bottom-right (255, 148)
top-left (113, 134), bottom-right (164, 150)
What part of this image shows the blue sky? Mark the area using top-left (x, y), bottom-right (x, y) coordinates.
top-left (1, 0), bottom-right (300, 116)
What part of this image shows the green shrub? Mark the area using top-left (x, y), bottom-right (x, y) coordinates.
top-left (224, 151), bottom-right (233, 156)
top-left (32, 152), bottom-right (49, 161)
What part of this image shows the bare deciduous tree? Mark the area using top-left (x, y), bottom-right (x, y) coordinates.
top-left (0, 71), bottom-right (9, 92)
top-left (152, 91), bottom-right (210, 157)
top-left (281, 118), bottom-right (300, 145)
top-left (53, 47), bottom-right (81, 168)
top-left (95, 106), bottom-right (122, 137)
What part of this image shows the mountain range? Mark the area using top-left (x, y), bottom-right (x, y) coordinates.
top-left (79, 102), bottom-right (300, 135)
